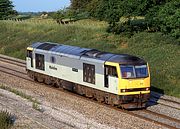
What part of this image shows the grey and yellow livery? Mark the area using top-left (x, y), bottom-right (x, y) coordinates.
top-left (26, 42), bottom-right (150, 109)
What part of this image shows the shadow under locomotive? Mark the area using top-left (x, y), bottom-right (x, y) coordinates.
top-left (146, 86), bottom-right (164, 107)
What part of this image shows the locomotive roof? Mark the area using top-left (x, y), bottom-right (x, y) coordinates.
top-left (29, 42), bottom-right (146, 65)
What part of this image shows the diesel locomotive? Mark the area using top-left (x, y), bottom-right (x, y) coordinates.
top-left (26, 42), bottom-right (150, 109)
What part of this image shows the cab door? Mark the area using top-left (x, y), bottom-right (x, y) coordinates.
top-left (27, 50), bottom-right (33, 68)
top-left (104, 65), bottom-right (119, 93)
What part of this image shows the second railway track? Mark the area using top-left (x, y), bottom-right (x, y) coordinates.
top-left (0, 54), bottom-right (25, 67)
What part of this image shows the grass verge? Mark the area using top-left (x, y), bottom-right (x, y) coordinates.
top-left (0, 85), bottom-right (41, 111)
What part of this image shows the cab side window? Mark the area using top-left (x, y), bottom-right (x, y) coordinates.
top-left (105, 66), bottom-right (118, 77)
top-left (105, 66), bottom-right (118, 88)
top-left (27, 50), bottom-right (32, 58)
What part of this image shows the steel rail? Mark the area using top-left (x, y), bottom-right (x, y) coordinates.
top-left (0, 58), bottom-right (25, 67)
top-left (0, 65), bottom-right (26, 75)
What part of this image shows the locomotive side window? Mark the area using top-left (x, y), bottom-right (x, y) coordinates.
top-left (105, 66), bottom-right (118, 77)
top-left (35, 53), bottom-right (45, 71)
top-left (83, 63), bottom-right (95, 84)
top-left (50, 56), bottom-right (56, 63)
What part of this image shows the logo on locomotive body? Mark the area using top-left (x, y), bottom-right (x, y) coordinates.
top-left (49, 65), bottom-right (57, 70)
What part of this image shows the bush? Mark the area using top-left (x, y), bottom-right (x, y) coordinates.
top-left (107, 18), bottom-right (148, 35)
top-left (0, 110), bottom-right (15, 129)
top-left (11, 15), bottom-right (31, 20)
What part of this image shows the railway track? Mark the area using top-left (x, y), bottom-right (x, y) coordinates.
top-left (148, 99), bottom-right (180, 110)
top-left (0, 55), bottom-right (180, 129)
top-left (0, 54), bottom-right (25, 67)
top-left (149, 92), bottom-right (180, 110)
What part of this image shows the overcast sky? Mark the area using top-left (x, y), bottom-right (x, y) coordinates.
top-left (12, 0), bottom-right (70, 12)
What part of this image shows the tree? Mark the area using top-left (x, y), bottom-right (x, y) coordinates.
top-left (92, 0), bottom-right (171, 22)
top-left (91, 0), bottom-right (179, 38)
top-left (51, 10), bottom-right (65, 20)
top-left (146, 1), bottom-right (180, 41)
top-left (0, 0), bottom-right (17, 19)
top-left (70, 0), bottom-right (92, 11)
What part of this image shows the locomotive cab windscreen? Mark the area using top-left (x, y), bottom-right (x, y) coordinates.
top-left (120, 64), bottom-right (148, 79)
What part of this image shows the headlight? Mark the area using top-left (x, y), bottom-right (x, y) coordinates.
top-left (145, 88), bottom-right (149, 91)
top-left (121, 89), bottom-right (126, 92)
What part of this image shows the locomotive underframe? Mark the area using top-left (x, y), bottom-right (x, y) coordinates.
top-left (27, 70), bottom-right (150, 109)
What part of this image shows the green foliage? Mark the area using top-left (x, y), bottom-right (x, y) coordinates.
top-left (0, 110), bottom-right (14, 129)
top-left (32, 102), bottom-right (43, 112)
top-left (87, 0), bottom-right (170, 22)
top-left (51, 10), bottom-right (66, 20)
top-left (147, 1), bottom-right (180, 42)
top-left (51, 8), bottom-right (89, 23)
top-left (70, 0), bottom-right (92, 11)
top-left (0, 0), bottom-right (17, 20)
top-left (89, 0), bottom-right (121, 22)
top-left (107, 18), bottom-right (148, 35)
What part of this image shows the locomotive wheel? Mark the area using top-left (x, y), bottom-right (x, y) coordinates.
top-left (44, 77), bottom-right (52, 85)
top-left (27, 71), bottom-right (36, 81)
top-left (104, 94), bottom-right (114, 105)
top-left (104, 95), bottom-right (109, 104)
top-left (85, 88), bottom-right (93, 98)
top-left (55, 79), bottom-right (62, 88)
top-left (75, 85), bottom-right (84, 95)
top-left (37, 76), bottom-right (44, 83)
top-left (96, 95), bottom-right (104, 103)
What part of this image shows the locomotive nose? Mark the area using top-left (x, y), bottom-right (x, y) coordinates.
top-left (127, 79), bottom-right (146, 89)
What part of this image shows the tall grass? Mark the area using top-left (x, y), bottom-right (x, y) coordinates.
top-left (0, 19), bottom-right (179, 97)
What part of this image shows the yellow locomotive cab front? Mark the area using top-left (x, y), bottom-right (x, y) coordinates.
top-left (118, 63), bottom-right (150, 95)
top-left (116, 63), bottom-right (150, 109)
